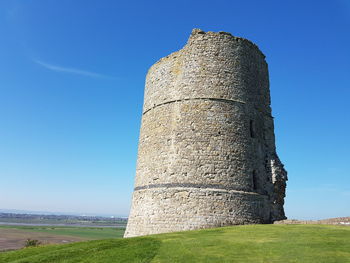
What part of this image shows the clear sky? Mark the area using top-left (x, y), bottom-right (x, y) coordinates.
top-left (0, 0), bottom-right (349, 219)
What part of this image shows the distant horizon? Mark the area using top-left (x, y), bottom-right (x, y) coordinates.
top-left (1, 208), bottom-right (348, 221)
top-left (0, 208), bottom-right (128, 218)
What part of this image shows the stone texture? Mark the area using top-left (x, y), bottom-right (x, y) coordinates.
top-left (124, 29), bottom-right (287, 238)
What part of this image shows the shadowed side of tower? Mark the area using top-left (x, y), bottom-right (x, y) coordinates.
top-left (124, 29), bottom-right (287, 238)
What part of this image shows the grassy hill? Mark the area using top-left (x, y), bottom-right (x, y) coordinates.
top-left (0, 224), bottom-right (349, 263)
top-left (0, 225), bottom-right (125, 240)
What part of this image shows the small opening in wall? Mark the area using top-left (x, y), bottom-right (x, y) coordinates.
top-left (252, 170), bottom-right (258, 191)
top-left (218, 131), bottom-right (221, 135)
top-left (250, 120), bottom-right (255, 138)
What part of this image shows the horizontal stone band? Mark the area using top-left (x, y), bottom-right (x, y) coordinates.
top-left (143, 97), bottom-right (246, 115)
top-left (134, 182), bottom-right (257, 194)
top-left (143, 97), bottom-right (272, 117)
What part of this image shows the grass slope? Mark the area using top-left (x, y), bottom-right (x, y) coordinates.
top-left (0, 225), bottom-right (125, 239)
top-left (1, 225), bottom-right (349, 263)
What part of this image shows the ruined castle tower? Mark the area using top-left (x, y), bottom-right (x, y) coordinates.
top-left (124, 29), bottom-right (287, 237)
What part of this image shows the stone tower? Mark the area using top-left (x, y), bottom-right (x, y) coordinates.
top-left (124, 29), bottom-right (287, 238)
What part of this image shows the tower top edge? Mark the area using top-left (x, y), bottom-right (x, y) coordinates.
top-left (148, 29), bottom-right (266, 72)
top-left (189, 28), bottom-right (265, 58)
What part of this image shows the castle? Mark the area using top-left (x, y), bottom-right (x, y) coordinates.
top-left (124, 29), bottom-right (287, 237)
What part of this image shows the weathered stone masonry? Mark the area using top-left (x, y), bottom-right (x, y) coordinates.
top-left (124, 29), bottom-right (287, 237)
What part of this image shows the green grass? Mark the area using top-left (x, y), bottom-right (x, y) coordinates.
top-left (0, 225), bottom-right (125, 239)
top-left (1, 224), bottom-right (349, 263)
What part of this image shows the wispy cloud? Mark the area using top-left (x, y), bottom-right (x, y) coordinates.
top-left (34, 59), bottom-right (114, 79)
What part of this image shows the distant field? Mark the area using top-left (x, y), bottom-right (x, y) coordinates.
top-left (0, 218), bottom-right (127, 227)
top-left (0, 224), bottom-right (349, 262)
top-left (0, 225), bottom-right (125, 251)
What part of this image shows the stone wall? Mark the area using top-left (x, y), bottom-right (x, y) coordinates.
top-left (124, 29), bottom-right (287, 238)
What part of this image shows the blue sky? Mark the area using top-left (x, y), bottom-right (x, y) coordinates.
top-left (0, 0), bottom-right (349, 219)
